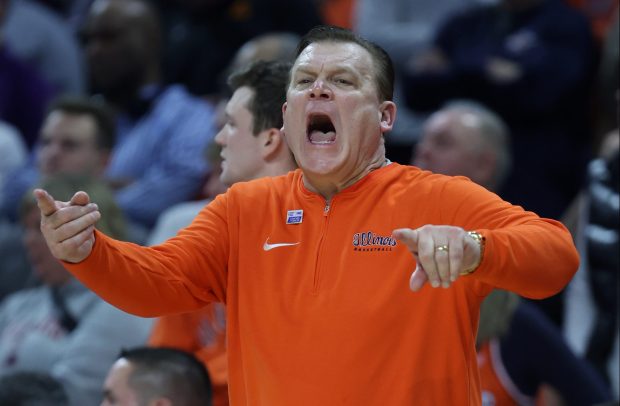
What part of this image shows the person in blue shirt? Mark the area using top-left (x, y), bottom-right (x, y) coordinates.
top-left (80, 0), bottom-right (217, 230)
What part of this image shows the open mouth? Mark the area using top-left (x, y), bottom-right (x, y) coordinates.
top-left (307, 114), bottom-right (336, 145)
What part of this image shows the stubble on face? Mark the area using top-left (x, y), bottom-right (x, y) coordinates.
top-left (283, 41), bottom-right (391, 196)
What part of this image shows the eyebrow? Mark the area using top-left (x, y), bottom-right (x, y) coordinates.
top-left (293, 65), bottom-right (360, 78)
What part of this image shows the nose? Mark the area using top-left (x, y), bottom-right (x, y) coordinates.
top-left (214, 127), bottom-right (226, 146)
top-left (40, 141), bottom-right (60, 164)
top-left (309, 80), bottom-right (332, 100)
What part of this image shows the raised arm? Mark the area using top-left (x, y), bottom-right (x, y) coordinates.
top-left (35, 189), bottom-right (229, 317)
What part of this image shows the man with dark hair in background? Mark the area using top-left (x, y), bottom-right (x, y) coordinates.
top-left (1, 95), bottom-right (116, 220)
top-left (0, 96), bottom-right (117, 301)
top-left (102, 347), bottom-right (212, 406)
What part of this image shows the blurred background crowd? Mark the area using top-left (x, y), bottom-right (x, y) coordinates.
top-left (0, 0), bottom-right (617, 404)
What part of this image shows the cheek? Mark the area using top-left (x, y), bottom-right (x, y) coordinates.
top-left (39, 148), bottom-right (54, 163)
top-left (228, 136), bottom-right (245, 157)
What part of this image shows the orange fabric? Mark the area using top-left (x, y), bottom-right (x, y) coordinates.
top-left (64, 164), bottom-right (578, 405)
top-left (149, 303), bottom-right (229, 406)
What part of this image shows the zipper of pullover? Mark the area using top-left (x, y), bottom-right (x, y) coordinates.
top-left (312, 200), bottom-right (332, 293)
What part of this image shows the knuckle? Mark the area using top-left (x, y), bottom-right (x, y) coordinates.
top-left (419, 224), bottom-right (433, 234)
top-left (81, 205), bottom-right (95, 216)
top-left (55, 208), bottom-right (71, 224)
top-left (89, 211), bottom-right (100, 222)
top-left (62, 238), bottom-right (80, 252)
top-left (419, 251), bottom-right (434, 263)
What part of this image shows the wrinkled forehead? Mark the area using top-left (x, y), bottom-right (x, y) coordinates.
top-left (291, 41), bottom-right (376, 79)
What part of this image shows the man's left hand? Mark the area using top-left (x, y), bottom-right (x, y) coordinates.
top-left (393, 225), bottom-right (482, 291)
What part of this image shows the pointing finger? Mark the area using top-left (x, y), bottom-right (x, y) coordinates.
top-left (393, 228), bottom-right (420, 254)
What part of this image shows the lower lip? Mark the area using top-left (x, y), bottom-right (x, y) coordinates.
top-left (309, 140), bottom-right (335, 145)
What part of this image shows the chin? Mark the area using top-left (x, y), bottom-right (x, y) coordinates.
top-left (301, 159), bottom-right (341, 176)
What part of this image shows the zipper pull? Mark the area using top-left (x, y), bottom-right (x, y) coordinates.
top-left (323, 202), bottom-right (330, 216)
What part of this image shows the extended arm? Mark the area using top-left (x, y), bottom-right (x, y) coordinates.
top-left (35, 189), bottom-right (229, 317)
top-left (394, 177), bottom-right (579, 297)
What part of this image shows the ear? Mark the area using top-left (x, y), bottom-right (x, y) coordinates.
top-left (379, 101), bottom-right (397, 134)
top-left (258, 127), bottom-right (284, 160)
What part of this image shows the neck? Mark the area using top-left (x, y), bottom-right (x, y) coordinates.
top-left (259, 160), bottom-right (298, 179)
top-left (303, 155), bottom-right (389, 202)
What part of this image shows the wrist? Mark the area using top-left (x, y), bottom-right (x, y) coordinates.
top-left (460, 231), bottom-right (485, 276)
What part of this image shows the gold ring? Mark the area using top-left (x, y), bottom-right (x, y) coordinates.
top-left (435, 245), bottom-right (449, 253)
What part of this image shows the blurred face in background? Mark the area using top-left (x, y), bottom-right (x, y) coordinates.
top-left (413, 110), bottom-right (488, 185)
top-left (38, 111), bottom-right (108, 177)
top-left (82, 0), bottom-right (152, 94)
top-left (22, 207), bottom-right (72, 286)
top-left (214, 86), bottom-right (266, 186)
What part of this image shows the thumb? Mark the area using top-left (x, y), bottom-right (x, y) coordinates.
top-left (33, 189), bottom-right (59, 217)
top-left (70, 191), bottom-right (91, 206)
top-left (409, 265), bottom-right (428, 292)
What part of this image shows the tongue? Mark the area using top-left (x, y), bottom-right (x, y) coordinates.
top-left (309, 130), bottom-right (336, 144)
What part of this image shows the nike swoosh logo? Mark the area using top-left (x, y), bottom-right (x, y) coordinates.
top-left (263, 237), bottom-right (300, 251)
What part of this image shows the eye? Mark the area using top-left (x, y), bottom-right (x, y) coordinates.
top-left (334, 77), bottom-right (353, 86)
top-left (60, 139), bottom-right (81, 151)
top-left (296, 78), bottom-right (312, 85)
top-left (223, 115), bottom-right (234, 128)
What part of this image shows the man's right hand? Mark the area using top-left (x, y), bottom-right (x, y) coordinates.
top-left (34, 189), bottom-right (101, 263)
